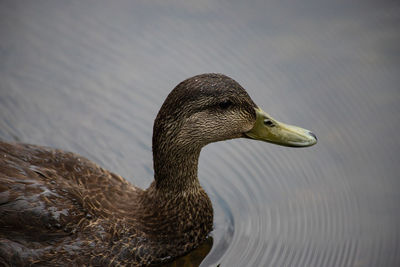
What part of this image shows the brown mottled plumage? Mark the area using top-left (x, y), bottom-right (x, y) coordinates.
top-left (0, 74), bottom-right (259, 266)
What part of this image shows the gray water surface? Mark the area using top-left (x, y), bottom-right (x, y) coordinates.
top-left (1, 1), bottom-right (399, 266)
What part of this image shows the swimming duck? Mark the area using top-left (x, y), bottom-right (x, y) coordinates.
top-left (0, 73), bottom-right (316, 266)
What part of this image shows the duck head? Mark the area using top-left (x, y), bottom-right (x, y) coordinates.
top-left (153, 73), bottom-right (317, 152)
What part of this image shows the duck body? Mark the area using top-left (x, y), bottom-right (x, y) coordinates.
top-left (0, 74), bottom-right (316, 266)
top-left (0, 141), bottom-right (212, 266)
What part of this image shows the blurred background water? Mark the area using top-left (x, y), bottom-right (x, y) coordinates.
top-left (0, 0), bottom-right (399, 266)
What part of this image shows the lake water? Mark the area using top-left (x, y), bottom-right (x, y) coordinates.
top-left (1, 1), bottom-right (399, 266)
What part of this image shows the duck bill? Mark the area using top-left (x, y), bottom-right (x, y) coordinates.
top-left (245, 107), bottom-right (317, 147)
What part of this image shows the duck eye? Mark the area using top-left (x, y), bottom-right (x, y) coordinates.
top-left (263, 119), bottom-right (275, 127)
top-left (219, 100), bottom-right (233, 109)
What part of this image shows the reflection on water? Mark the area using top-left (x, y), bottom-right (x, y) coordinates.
top-left (1, 0), bottom-right (399, 266)
top-left (161, 237), bottom-right (214, 267)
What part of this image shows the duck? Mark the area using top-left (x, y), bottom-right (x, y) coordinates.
top-left (0, 73), bottom-right (317, 266)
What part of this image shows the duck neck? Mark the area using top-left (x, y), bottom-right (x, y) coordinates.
top-left (152, 143), bottom-right (202, 194)
top-left (141, 143), bottom-right (213, 260)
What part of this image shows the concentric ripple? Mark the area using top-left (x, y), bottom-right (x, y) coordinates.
top-left (1, 1), bottom-right (400, 266)
top-left (198, 134), bottom-right (399, 266)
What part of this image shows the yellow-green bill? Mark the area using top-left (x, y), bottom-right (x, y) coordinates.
top-left (245, 107), bottom-right (317, 147)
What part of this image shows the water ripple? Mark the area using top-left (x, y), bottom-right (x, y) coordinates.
top-left (1, 1), bottom-right (400, 266)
